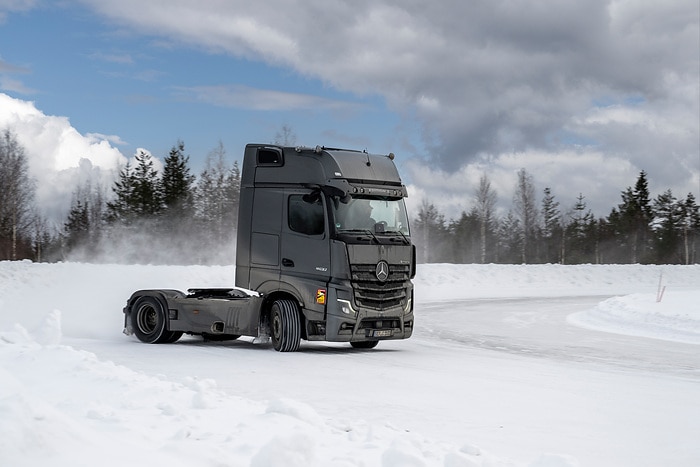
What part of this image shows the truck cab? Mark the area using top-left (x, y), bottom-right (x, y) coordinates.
top-left (123, 144), bottom-right (415, 351)
top-left (236, 144), bottom-right (415, 348)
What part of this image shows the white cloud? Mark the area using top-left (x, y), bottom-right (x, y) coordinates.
top-left (403, 146), bottom-right (696, 222)
top-left (0, 75), bottom-right (35, 94)
top-left (75, 0), bottom-right (698, 210)
top-left (0, 0), bottom-right (36, 22)
top-left (172, 84), bottom-right (365, 112)
top-left (0, 93), bottom-right (127, 225)
top-left (6, 1), bottom-right (697, 225)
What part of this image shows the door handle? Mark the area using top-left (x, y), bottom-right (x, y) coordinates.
top-left (282, 258), bottom-right (295, 267)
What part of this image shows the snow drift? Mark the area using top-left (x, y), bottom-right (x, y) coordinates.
top-left (1, 261), bottom-right (699, 466)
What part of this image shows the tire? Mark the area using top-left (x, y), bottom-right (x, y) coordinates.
top-left (270, 299), bottom-right (301, 352)
top-left (164, 331), bottom-right (183, 343)
top-left (351, 340), bottom-right (379, 349)
top-left (131, 296), bottom-right (173, 344)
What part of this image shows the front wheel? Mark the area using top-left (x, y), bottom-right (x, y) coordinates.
top-left (270, 299), bottom-right (301, 352)
top-left (131, 296), bottom-right (177, 344)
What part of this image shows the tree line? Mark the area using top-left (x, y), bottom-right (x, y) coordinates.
top-left (1, 126), bottom-right (699, 264)
top-left (1, 128), bottom-right (241, 264)
top-left (412, 169), bottom-right (700, 265)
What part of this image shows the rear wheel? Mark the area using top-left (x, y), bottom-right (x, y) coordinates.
top-left (270, 299), bottom-right (301, 352)
top-left (131, 296), bottom-right (175, 344)
top-left (164, 331), bottom-right (183, 343)
top-left (351, 340), bottom-right (379, 349)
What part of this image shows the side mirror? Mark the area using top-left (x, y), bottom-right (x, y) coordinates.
top-left (302, 191), bottom-right (321, 204)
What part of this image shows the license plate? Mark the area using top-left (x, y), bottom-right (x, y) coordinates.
top-left (371, 329), bottom-right (393, 337)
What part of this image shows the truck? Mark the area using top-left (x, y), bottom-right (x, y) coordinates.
top-left (122, 143), bottom-right (415, 351)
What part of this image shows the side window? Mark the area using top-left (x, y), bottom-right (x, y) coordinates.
top-left (288, 194), bottom-right (325, 236)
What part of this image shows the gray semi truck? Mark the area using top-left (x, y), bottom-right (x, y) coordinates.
top-left (122, 144), bottom-right (415, 351)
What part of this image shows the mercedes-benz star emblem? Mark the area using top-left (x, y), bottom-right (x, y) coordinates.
top-left (375, 261), bottom-right (389, 282)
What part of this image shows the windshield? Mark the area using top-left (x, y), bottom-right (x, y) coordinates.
top-left (332, 196), bottom-right (410, 236)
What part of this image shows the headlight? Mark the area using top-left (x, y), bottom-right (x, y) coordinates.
top-left (337, 299), bottom-right (356, 316)
top-left (404, 297), bottom-right (413, 315)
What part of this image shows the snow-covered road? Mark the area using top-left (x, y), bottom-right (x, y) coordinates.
top-left (2, 262), bottom-right (699, 466)
top-left (68, 295), bottom-right (700, 466)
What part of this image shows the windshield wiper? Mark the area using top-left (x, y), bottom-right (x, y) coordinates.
top-left (385, 230), bottom-right (410, 245)
top-left (337, 229), bottom-right (380, 244)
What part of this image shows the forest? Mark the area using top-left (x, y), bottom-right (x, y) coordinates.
top-left (1, 128), bottom-right (699, 265)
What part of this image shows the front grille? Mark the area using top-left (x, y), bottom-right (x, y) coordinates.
top-left (350, 263), bottom-right (410, 310)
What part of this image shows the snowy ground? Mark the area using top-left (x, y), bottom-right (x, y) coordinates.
top-left (1, 261), bottom-right (699, 467)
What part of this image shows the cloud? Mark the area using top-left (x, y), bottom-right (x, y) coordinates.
top-left (0, 57), bottom-right (29, 73)
top-left (87, 51), bottom-right (135, 65)
top-left (0, 0), bottom-right (37, 22)
top-left (86, 132), bottom-right (128, 146)
top-left (76, 0), bottom-right (698, 178)
top-left (0, 75), bottom-right (35, 94)
top-left (14, 0), bottom-right (694, 222)
top-left (172, 84), bottom-right (365, 113)
top-left (403, 146), bottom-right (697, 221)
top-left (0, 57), bottom-right (34, 94)
top-left (0, 93), bottom-right (127, 225)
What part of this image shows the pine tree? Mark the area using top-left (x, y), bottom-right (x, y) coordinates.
top-left (564, 194), bottom-right (595, 264)
top-left (161, 140), bottom-right (195, 215)
top-left (131, 150), bottom-right (163, 217)
top-left (64, 198), bottom-right (90, 255)
top-left (541, 187), bottom-right (561, 263)
top-left (160, 140), bottom-right (196, 241)
top-left (678, 192), bottom-right (700, 264)
top-left (413, 200), bottom-right (447, 263)
top-left (105, 161), bottom-right (135, 225)
top-left (61, 181), bottom-right (106, 260)
top-left (449, 209), bottom-right (480, 263)
top-left (496, 211), bottom-right (521, 263)
top-left (610, 171), bottom-right (653, 263)
top-left (650, 189), bottom-right (681, 263)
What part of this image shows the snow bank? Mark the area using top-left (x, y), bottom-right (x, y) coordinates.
top-left (1, 261), bottom-right (699, 467)
top-left (0, 325), bottom-right (506, 467)
top-left (569, 291), bottom-right (700, 345)
top-left (415, 263), bottom-right (700, 301)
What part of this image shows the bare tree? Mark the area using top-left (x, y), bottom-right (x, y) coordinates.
top-left (274, 124), bottom-right (297, 146)
top-left (0, 128), bottom-right (36, 260)
top-left (474, 174), bottom-right (497, 263)
top-left (512, 168), bottom-right (538, 263)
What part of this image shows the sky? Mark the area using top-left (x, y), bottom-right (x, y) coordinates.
top-left (0, 0), bottom-right (699, 225)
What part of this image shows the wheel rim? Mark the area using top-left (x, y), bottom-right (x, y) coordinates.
top-left (271, 309), bottom-right (282, 341)
top-left (137, 304), bottom-right (157, 335)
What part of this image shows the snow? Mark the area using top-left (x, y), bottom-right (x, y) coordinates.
top-left (1, 261), bottom-right (699, 466)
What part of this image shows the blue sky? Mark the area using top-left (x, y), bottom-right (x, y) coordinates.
top-left (1, 0), bottom-right (698, 223)
top-left (1, 2), bottom-right (412, 170)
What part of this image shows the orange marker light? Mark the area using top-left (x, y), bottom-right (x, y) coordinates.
top-left (316, 289), bottom-right (326, 305)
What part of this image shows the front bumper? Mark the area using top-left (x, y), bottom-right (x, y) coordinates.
top-left (314, 285), bottom-right (414, 342)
